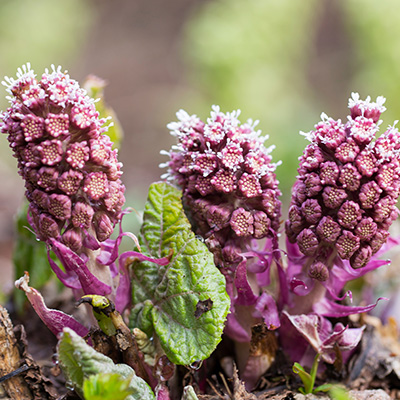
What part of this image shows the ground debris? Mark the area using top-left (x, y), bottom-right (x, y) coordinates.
top-left (347, 318), bottom-right (400, 392)
top-left (0, 305), bottom-right (57, 399)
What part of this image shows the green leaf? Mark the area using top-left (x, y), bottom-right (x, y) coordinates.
top-left (314, 383), bottom-right (333, 393)
top-left (83, 373), bottom-right (134, 400)
top-left (292, 362), bottom-right (313, 394)
top-left (181, 385), bottom-right (199, 400)
top-left (329, 386), bottom-right (352, 400)
top-left (129, 182), bottom-right (230, 365)
top-left (58, 328), bottom-right (155, 400)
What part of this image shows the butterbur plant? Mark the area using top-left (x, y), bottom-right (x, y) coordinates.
top-left (1, 64), bottom-right (399, 399)
top-left (1, 64), bottom-right (230, 399)
top-left (161, 107), bottom-right (283, 387)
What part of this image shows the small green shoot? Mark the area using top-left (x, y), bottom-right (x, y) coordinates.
top-left (83, 373), bottom-right (134, 400)
top-left (292, 353), bottom-right (332, 394)
top-left (329, 385), bottom-right (352, 400)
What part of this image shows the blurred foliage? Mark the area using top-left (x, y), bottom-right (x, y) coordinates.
top-left (83, 373), bottom-right (135, 400)
top-left (0, 0), bottom-right (92, 96)
top-left (343, 0), bottom-right (400, 125)
top-left (0, 0), bottom-right (93, 172)
top-left (183, 0), bottom-right (321, 202)
top-left (182, 0), bottom-right (400, 205)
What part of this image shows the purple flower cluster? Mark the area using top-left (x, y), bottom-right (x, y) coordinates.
top-left (285, 93), bottom-right (400, 279)
top-left (1, 64), bottom-right (125, 253)
top-left (162, 106), bottom-right (281, 264)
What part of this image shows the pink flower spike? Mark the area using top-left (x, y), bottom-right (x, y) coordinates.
top-left (20, 114), bottom-right (44, 141)
top-left (376, 162), bottom-right (399, 192)
top-left (22, 144), bottom-right (41, 168)
top-left (48, 193), bottom-right (72, 220)
top-left (37, 139), bottom-right (63, 165)
top-left (206, 205), bottom-right (231, 231)
top-left (31, 189), bottom-right (49, 210)
top-left (15, 272), bottom-right (89, 338)
top-left (195, 175), bottom-right (214, 196)
top-left (103, 181), bottom-right (125, 212)
top-left (349, 116), bottom-right (377, 145)
top-left (83, 171), bottom-right (109, 200)
top-left (245, 151), bottom-right (269, 175)
top-left (300, 145), bottom-right (324, 170)
top-left (371, 229), bottom-right (390, 255)
top-left (45, 113), bottom-right (69, 138)
top-left (287, 205), bottom-right (304, 235)
top-left (230, 208), bottom-right (254, 237)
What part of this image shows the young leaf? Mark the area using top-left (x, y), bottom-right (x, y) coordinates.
top-left (83, 373), bottom-right (134, 400)
top-left (292, 362), bottom-right (313, 394)
top-left (57, 328), bottom-right (155, 400)
top-left (329, 386), bottom-right (352, 400)
top-left (181, 385), bottom-right (199, 400)
top-left (129, 182), bottom-right (230, 365)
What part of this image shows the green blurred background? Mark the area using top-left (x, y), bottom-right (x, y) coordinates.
top-left (0, 0), bottom-right (399, 292)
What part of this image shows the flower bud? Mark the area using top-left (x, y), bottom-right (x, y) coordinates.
top-left (1, 64), bottom-right (125, 253)
top-left (286, 94), bottom-right (400, 273)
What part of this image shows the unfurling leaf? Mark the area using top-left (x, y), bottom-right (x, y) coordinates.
top-left (57, 328), bottom-right (155, 400)
top-left (129, 182), bottom-right (230, 365)
top-left (83, 373), bottom-right (134, 400)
